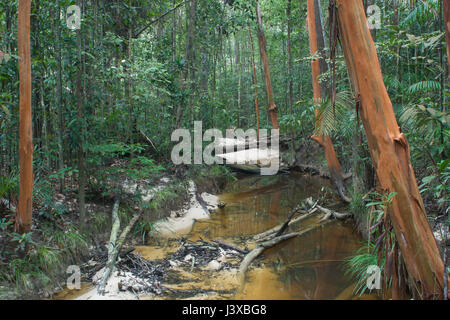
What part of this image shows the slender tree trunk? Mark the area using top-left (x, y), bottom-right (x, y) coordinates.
top-left (40, 76), bottom-right (50, 168)
top-left (249, 28), bottom-right (260, 141)
top-left (16, 0), bottom-right (33, 234)
top-left (235, 35), bottom-right (242, 128)
top-left (256, 1), bottom-right (279, 129)
top-left (176, 0), bottom-right (196, 128)
top-left (172, 0), bottom-right (176, 62)
top-left (126, 26), bottom-right (134, 143)
top-left (286, 0), bottom-right (296, 165)
top-left (55, 3), bottom-right (64, 193)
top-left (76, 0), bottom-right (86, 225)
top-left (444, 0), bottom-right (450, 81)
top-left (306, 0), bottom-right (350, 202)
top-left (336, 0), bottom-right (449, 299)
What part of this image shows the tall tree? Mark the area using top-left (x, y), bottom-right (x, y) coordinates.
top-left (335, 0), bottom-right (448, 299)
top-left (76, 0), bottom-right (87, 225)
top-left (256, 1), bottom-right (279, 129)
top-left (286, 0), bottom-right (295, 164)
top-left (54, 3), bottom-right (65, 193)
top-left (249, 28), bottom-right (260, 141)
top-left (16, 0), bottom-right (33, 234)
top-left (306, 0), bottom-right (350, 202)
top-left (444, 0), bottom-right (450, 80)
top-left (176, 0), bottom-right (197, 128)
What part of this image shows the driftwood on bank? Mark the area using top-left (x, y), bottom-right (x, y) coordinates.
top-left (97, 195), bottom-right (121, 295)
top-left (97, 195), bottom-right (144, 295)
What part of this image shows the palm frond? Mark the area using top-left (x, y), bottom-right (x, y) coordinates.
top-left (314, 91), bottom-right (354, 137)
top-left (400, 0), bottom-right (439, 25)
top-left (407, 80), bottom-right (441, 94)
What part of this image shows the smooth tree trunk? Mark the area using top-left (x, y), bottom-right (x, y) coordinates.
top-left (172, 0), bottom-right (177, 62)
top-left (444, 0), bottom-right (450, 81)
top-left (76, 0), bottom-right (87, 225)
top-left (306, 0), bottom-right (350, 203)
top-left (336, 0), bottom-right (448, 299)
top-left (55, 3), bottom-right (64, 193)
top-left (248, 28), bottom-right (260, 141)
top-left (286, 0), bottom-right (296, 165)
top-left (176, 0), bottom-right (196, 128)
top-left (256, 1), bottom-right (279, 129)
top-left (235, 36), bottom-right (242, 128)
top-left (16, 0), bottom-right (33, 234)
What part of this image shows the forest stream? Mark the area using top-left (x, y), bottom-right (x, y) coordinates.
top-left (54, 173), bottom-right (376, 300)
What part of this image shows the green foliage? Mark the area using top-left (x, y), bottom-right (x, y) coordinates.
top-left (88, 142), bottom-right (146, 163)
top-left (349, 192), bottom-right (367, 219)
top-left (0, 217), bottom-right (13, 231)
top-left (365, 191), bottom-right (397, 222)
top-left (0, 170), bottom-right (18, 199)
top-left (128, 156), bottom-right (166, 179)
top-left (134, 220), bottom-right (154, 244)
top-left (314, 91), bottom-right (354, 137)
top-left (419, 159), bottom-right (450, 212)
top-left (10, 232), bottom-right (35, 252)
top-left (345, 243), bottom-right (382, 296)
top-left (149, 182), bottom-right (188, 211)
top-left (407, 80), bottom-right (441, 93)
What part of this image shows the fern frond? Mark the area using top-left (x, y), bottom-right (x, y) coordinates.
top-left (314, 91), bottom-right (354, 137)
top-left (407, 80), bottom-right (441, 94)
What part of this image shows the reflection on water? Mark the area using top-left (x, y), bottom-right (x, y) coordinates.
top-left (188, 172), bottom-right (366, 300)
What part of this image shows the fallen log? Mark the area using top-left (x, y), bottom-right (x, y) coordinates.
top-left (239, 232), bottom-right (300, 280)
top-left (253, 207), bottom-right (318, 242)
top-left (238, 221), bottom-right (333, 281)
top-left (97, 195), bottom-right (121, 295)
top-left (98, 207), bottom-right (143, 295)
top-left (305, 198), bottom-right (351, 221)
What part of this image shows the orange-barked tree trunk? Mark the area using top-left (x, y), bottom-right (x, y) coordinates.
top-left (256, 1), bottom-right (279, 129)
top-left (306, 0), bottom-right (350, 202)
top-left (16, 0), bottom-right (33, 234)
top-left (336, 0), bottom-right (448, 299)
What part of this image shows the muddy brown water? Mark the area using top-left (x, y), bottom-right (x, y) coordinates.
top-left (186, 172), bottom-right (366, 299)
top-left (55, 172), bottom-right (374, 300)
